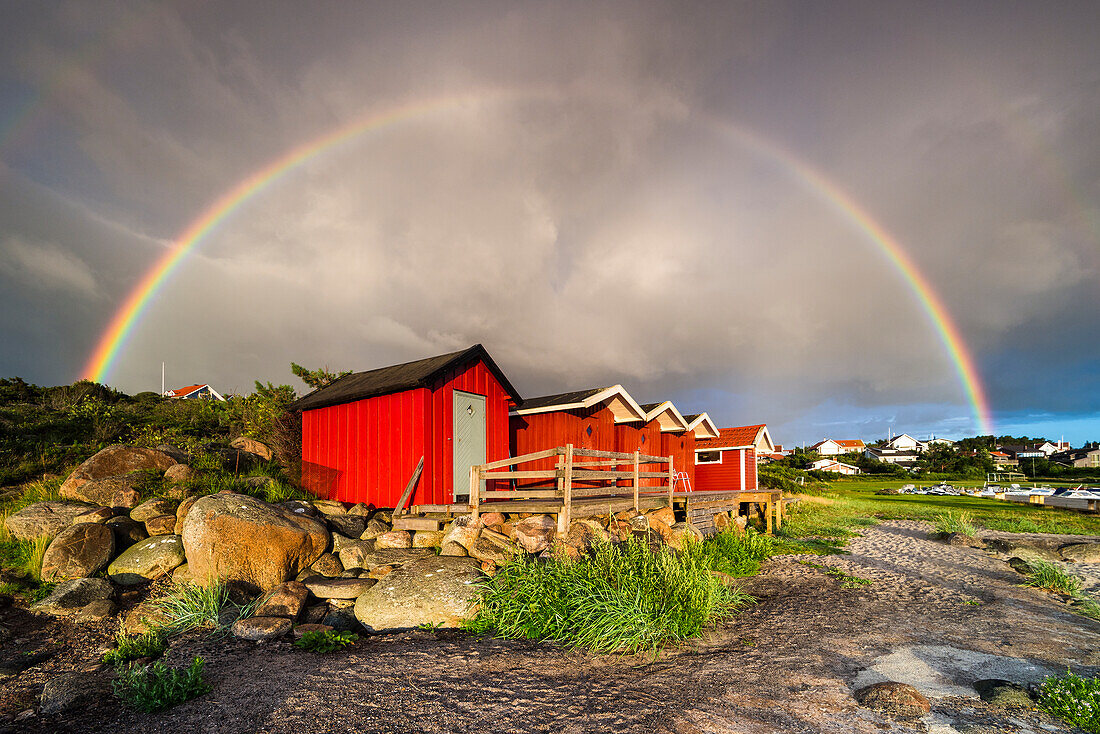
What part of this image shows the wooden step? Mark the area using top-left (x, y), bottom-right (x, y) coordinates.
top-left (392, 517), bottom-right (443, 531)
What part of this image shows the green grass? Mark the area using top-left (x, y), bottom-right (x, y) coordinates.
top-left (1022, 561), bottom-right (1084, 596)
top-left (799, 561), bottom-right (874, 589)
top-left (933, 510), bottom-right (977, 536)
top-left (465, 535), bottom-right (755, 653)
top-left (103, 629), bottom-right (168, 666)
top-left (0, 535), bottom-right (51, 583)
top-left (687, 529), bottom-right (775, 577)
top-left (790, 479), bottom-right (1100, 536)
top-left (293, 630), bottom-right (359, 652)
top-left (112, 656), bottom-right (210, 713)
top-left (150, 580), bottom-right (263, 635)
top-left (1037, 670), bottom-right (1100, 732)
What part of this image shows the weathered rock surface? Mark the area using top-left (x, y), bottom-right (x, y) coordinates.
top-left (313, 500), bottom-right (348, 516)
top-left (40, 523), bottom-right (115, 581)
top-left (40, 671), bottom-right (111, 716)
top-left (664, 522), bottom-right (703, 550)
top-left (327, 514), bottom-right (366, 538)
top-left (302, 576), bottom-right (377, 599)
top-left (255, 581), bottom-right (309, 619)
top-left (1059, 542), bottom-right (1100, 563)
top-left (412, 530), bottom-right (445, 549)
top-left (479, 512), bottom-right (506, 527)
top-left (647, 506), bottom-right (676, 527)
top-left (231, 616), bottom-right (292, 641)
top-left (31, 577), bottom-right (113, 616)
top-left (340, 543), bottom-right (431, 571)
top-left (347, 503), bottom-right (373, 517)
top-left (468, 535), bottom-right (520, 565)
top-left (440, 515), bottom-right (481, 552)
top-left (105, 515), bottom-right (147, 549)
top-left (360, 517), bottom-right (391, 539)
top-left (145, 514), bottom-right (177, 536)
top-left (60, 445), bottom-right (176, 500)
top-left (121, 599), bottom-right (172, 635)
top-left (513, 515), bottom-right (556, 554)
top-left (4, 501), bottom-right (96, 540)
top-left (973, 679), bottom-right (1032, 707)
top-left (107, 535), bottom-right (186, 585)
top-left (130, 497), bottom-right (179, 523)
top-left (111, 486), bottom-right (141, 509)
top-left (174, 495), bottom-right (200, 534)
top-left (74, 598), bottom-right (117, 623)
top-left (163, 464), bottom-right (194, 483)
top-left (353, 555), bottom-right (482, 633)
top-left (181, 493), bottom-right (329, 592)
top-left (323, 608), bottom-right (361, 633)
top-left (230, 436), bottom-right (274, 461)
top-left (310, 552), bottom-right (343, 577)
top-left (66, 476), bottom-right (139, 507)
top-left (73, 507), bottom-right (114, 524)
top-left (854, 682), bottom-right (931, 718)
top-left (281, 500), bottom-right (319, 517)
top-left (986, 538), bottom-right (1062, 562)
top-left (375, 530), bottom-right (412, 549)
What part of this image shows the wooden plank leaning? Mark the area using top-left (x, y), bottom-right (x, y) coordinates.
top-left (393, 456), bottom-right (424, 518)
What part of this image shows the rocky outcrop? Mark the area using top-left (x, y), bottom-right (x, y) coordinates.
top-left (40, 523), bottom-right (115, 581)
top-left (1060, 542), bottom-right (1100, 563)
top-left (230, 437), bottom-right (274, 461)
top-left (107, 535), bottom-right (187, 585)
top-left (59, 445), bottom-right (177, 501)
top-left (4, 501), bottom-right (96, 540)
top-left (181, 493), bottom-right (329, 592)
top-left (513, 515), bottom-right (555, 554)
top-left (145, 515), bottom-right (177, 536)
top-left (353, 555), bottom-right (482, 632)
top-left (130, 497), bottom-right (179, 523)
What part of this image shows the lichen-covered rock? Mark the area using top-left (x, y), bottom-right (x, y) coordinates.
top-left (229, 437), bottom-right (273, 461)
top-left (181, 493), bottom-right (329, 592)
top-left (40, 523), bottom-right (115, 581)
top-left (121, 599), bottom-right (171, 635)
top-left (40, 671), bottom-right (111, 716)
top-left (375, 530), bottom-right (412, 549)
top-left (302, 576), bottom-right (376, 599)
top-left (359, 517), bottom-right (391, 540)
top-left (353, 556), bottom-right (482, 632)
top-left (107, 535), bottom-right (186, 585)
top-left (163, 464), bottom-right (194, 483)
top-left (440, 515), bottom-right (481, 553)
top-left (310, 552), bottom-right (343, 577)
top-left (513, 515), bottom-right (556, 554)
top-left (231, 616), bottom-right (292, 641)
top-left (313, 500), bottom-right (348, 516)
top-left (647, 506), bottom-right (676, 527)
top-left (412, 530), bottom-right (445, 549)
top-left (4, 501), bottom-right (96, 541)
top-left (59, 445), bottom-right (177, 501)
top-left (174, 495), bottom-right (200, 534)
top-left (327, 514), bottom-right (366, 538)
top-left (73, 507), bottom-right (114, 524)
top-left (145, 514), bottom-right (177, 536)
top-left (130, 497), bottom-right (179, 523)
top-left (74, 598), bottom-right (117, 623)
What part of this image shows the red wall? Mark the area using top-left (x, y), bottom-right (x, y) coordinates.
top-left (661, 430), bottom-right (696, 490)
top-left (694, 447), bottom-right (757, 493)
top-left (509, 405), bottom-right (618, 487)
top-left (301, 358), bottom-right (511, 506)
top-left (613, 420), bottom-right (666, 490)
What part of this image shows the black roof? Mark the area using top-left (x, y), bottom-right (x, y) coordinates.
top-left (514, 387), bottom-right (614, 412)
top-left (293, 344), bottom-right (520, 411)
top-left (639, 402), bottom-right (665, 413)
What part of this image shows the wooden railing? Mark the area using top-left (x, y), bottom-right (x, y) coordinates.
top-left (469, 444), bottom-right (674, 532)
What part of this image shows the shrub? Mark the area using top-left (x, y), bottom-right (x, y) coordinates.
top-left (1022, 561), bottom-right (1084, 597)
top-left (293, 630), bottom-right (359, 653)
top-left (933, 510), bottom-right (976, 537)
top-left (112, 656), bottom-right (210, 713)
top-left (103, 629), bottom-right (167, 666)
top-left (1037, 670), bottom-right (1100, 732)
top-left (685, 528), bottom-right (774, 577)
top-left (151, 579), bottom-right (261, 634)
top-left (465, 536), bottom-right (753, 653)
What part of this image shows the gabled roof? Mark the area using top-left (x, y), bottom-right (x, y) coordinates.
top-left (834, 439), bottom-right (866, 449)
top-left (683, 413), bottom-right (720, 440)
top-left (165, 384), bottom-right (225, 401)
top-left (697, 424), bottom-right (773, 451)
top-left (638, 402), bottom-right (690, 432)
top-left (512, 384), bottom-right (646, 423)
top-left (294, 344), bottom-right (520, 411)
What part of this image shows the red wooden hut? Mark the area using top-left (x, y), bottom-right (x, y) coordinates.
top-left (693, 424), bottom-right (774, 492)
top-left (296, 344), bottom-right (521, 506)
top-left (635, 402), bottom-right (692, 490)
top-left (509, 386), bottom-right (647, 487)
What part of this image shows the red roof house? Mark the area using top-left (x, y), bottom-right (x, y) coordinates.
top-left (164, 384), bottom-right (225, 401)
top-left (693, 424), bottom-right (774, 492)
top-left (296, 345), bottom-right (520, 506)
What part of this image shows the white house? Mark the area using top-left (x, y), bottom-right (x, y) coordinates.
top-left (809, 459), bottom-right (861, 475)
top-left (884, 434), bottom-right (927, 452)
top-left (164, 384), bottom-right (226, 402)
top-left (810, 439), bottom-right (866, 456)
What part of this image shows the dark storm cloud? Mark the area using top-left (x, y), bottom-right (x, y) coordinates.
top-left (1, 1), bottom-right (1097, 444)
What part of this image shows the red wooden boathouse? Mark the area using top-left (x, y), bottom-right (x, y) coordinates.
top-left (296, 345), bottom-right (520, 506)
top-left (693, 424), bottom-right (774, 492)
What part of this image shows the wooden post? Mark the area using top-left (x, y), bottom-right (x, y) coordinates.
top-left (394, 456), bottom-right (424, 518)
top-left (765, 496), bottom-right (773, 535)
top-left (632, 450), bottom-right (640, 511)
top-left (562, 443), bottom-right (574, 531)
top-left (469, 465), bottom-right (480, 520)
top-left (667, 455), bottom-right (674, 509)
top-left (555, 453), bottom-right (567, 534)
top-left (775, 493), bottom-right (783, 530)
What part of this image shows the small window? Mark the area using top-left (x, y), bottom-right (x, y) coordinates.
top-left (696, 450), bottom-right (722, 465)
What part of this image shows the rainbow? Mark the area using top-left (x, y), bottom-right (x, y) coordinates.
top-left (703, 118), bottom-right (995, 436)
top-left (81, 92), bottom-right (994, 436)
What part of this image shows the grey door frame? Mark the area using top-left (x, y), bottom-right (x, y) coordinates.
top-left (452, 389), bottom-right (487, 501)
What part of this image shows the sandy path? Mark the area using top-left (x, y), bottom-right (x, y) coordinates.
top-left (17, 520), bottom-right (1100, 734)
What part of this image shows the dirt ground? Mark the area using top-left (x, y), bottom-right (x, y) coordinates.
top-left (4, 520), bottom-right (1100, 734)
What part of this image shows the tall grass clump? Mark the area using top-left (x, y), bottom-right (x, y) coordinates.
top-left (465, 536), bottom-right (753, 654)
top-left (687, 528), bottom-right (775, 577)
top-left (113, 656), bottom-right (210, 713)
top-left (151, 579), bottom-right (261, 634)
top-left (103, 629), bottom-right (167, 666)
top-left (933, 510), bottom-right (977, 537)
top-left (1022, 561), bottom-right (1084, 596)
top-left (1037, 670), bottom-right (1100, 732)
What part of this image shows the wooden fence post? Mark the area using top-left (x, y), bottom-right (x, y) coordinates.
top-left (632, 451), bottom-right (640, 512)
top-left (555, 452), bottom-right (567, 534)
top-left (561, 443), bottom-right (574, 531)
top-left (469, 465), bottom-right (480, 520)
top-left (667, 455), bottom-right (674, 509)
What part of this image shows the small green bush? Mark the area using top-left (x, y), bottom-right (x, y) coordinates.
top-left (1022, 561), bottom-right (1084, 597)
top-left (112, 656), bottom-right (210, 712)
top-left (683, 528), bottom-right (775, 577)
top-left (1037, 670), bottom-right (1100, 732)
top-left (103, 630), bottom-right (167, 666)
top-left (465, 536), bottom-right (753, 653)
top-left (293, 630), bottom-right (359, 652)
top-left (933, 510), bottom-right (976, 537)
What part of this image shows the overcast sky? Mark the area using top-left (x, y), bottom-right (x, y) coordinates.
top-left (1, 1), bottom-right (1098, 446)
